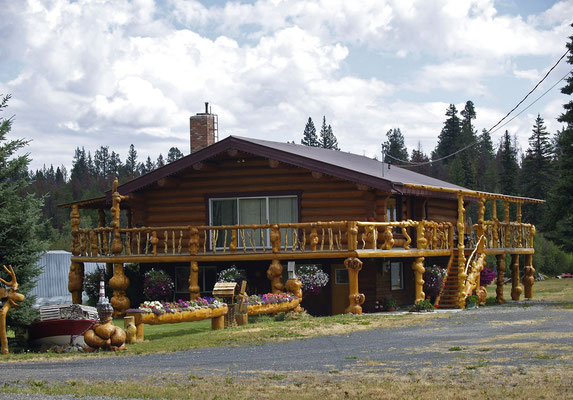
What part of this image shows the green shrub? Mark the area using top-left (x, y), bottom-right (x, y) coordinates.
top-left (533, 233), bottom-right (573, 276)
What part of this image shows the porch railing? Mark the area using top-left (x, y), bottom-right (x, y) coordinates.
top-left (73, 220), bottom-right (457, 258)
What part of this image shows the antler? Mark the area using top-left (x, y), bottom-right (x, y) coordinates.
top-left (0, 265), bottom-right (17, 290)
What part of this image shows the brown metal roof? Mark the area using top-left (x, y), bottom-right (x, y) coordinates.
top-left (57, 196), bottom-right (108, 209)
top-left (89, 135), bottom-right (541, 204)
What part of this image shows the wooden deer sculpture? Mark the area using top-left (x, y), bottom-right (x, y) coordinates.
top-left (0, 265), bottom-right (25, 355)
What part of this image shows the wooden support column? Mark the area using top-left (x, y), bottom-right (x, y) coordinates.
top-left (492, 201), bottom-right (499, 248)
top-left (68, 262), bottom-right (84, 305)
top-left (347, 221), bottom-right (358, 251)
top-left (504, 202), bottom-right (510, 248)
top-left (412, 257), bottom-right (425, 303)
top-left (457, 194), bottom-right (467, 309)
top-left (495, 255), bottom-right (506, 304)
top-left (68, 205), bottom-right (84, 304)
top-left (189, 261), bottom-right (200, 300)
top-left (477, 196), bottom-right (485, 253)
top-left (510, 254), bottom-right (522, 301)
top-left (523, 254), bottom-right (535, 299)
top-left (267, 259), bottom-right (284, 293)
top-left (110, 263), bottom-right (130, 318)
top-left (344, 257), bottom-right (365, 314)
top-left (517, 202), bottom-right (523, 247)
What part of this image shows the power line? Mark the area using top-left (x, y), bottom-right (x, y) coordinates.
top-left (383, 47), bottom-right (571, 167)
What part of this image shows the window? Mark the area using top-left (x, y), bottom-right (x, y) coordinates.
top-left (390, 262), bottom-right (403, 290)
top-left (210, 195), bottom-right (298, 248)
top-left (386, 198), bottom-right (397, 221)
top-left (335, 268), bottom-right (349, 284)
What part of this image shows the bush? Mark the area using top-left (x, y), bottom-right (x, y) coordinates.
top-left (410, 298), bottom-right (434, 312)
top-left (143, 269), bottom-right (174, 301)
top-left (83, 267), bottom-right (110, 306)
top-left (296, 265), bottom-right (329, 295)
top-left (533, 233), bottom-right (573, 276)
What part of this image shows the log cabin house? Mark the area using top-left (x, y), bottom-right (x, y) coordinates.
top-left (60, 106), bottom-right (543, 317)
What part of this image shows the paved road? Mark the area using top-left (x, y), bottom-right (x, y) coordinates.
top-left (1, 301), bottom-right (571, 387)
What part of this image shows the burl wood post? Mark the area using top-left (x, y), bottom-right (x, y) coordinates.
top-left (495, 255), bottom-right (506, 304)
top-left (456, 194), bottom-right (467, 309)
top-left (267, 259), bottom-right (284, 293)
top-left (344, 257), bottom-right (365, 314)
top-left (109, 178), bottom-right (130, 317)
top-left (510, 254), bottom-right (522, 301)
top-left (523, 225), bottom-right (536, 299)
top-left (412, 257), bottom-right (425, 303)
top-left (0, 265), bottom-right (25, 355)
top-left (68, 204), bottom-right (84, 304)
top-left (189, 261), bottom-right (200, 300)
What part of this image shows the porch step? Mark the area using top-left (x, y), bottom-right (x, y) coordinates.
top-left (435, 253), bottom-right (463, 309)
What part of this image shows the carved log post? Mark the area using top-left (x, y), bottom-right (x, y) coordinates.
top-left (110, 179), bottom-right (123, 255)
top-left (109, 263), bottom-right (130, 318)
top-left (416, 220), bottom-right (428, 250)
top-left (523, 254), bottom-right (535, 299)
top-left (517, 202), bottom-right (523, 247)
top-left (230, 229), bottom-right (238, 253)
top-left (309, 227), bottom-right (319, 251)
top-left (189, 227), bottom-right (199, 255)
top-left (457, 194), bottom-right (467, 309)
top-left (344, 257), bottom-right (365, 314)
top-left (267, 259), bottom-right (284, 293)
top-left (412, 257), bottom-right (425, 303)
top-left (68, 262), bottom-right (84, 304)
top-left (492, 201), bottom-right (499, 248)
top-left (381, 226), bottom-right (394, 250)
top-left (495, 255), bottom-right (506, 304)
top-left (189, 261), bottom-right (200, 300)
top-left (504, 201), bottom-right (510, 248)
top-left (71, 205), bottom-right (81, 256)
top-left (510, 254), bottom-right (522, 301)
top-left (270, 225), bottom-right (281, 253)
top-left (347, 221), bottom-right (358, 251)
top-left (477, 196), bottom-right (485, 253)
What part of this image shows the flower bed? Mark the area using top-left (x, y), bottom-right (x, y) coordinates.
top-left (244, 293), bottom-right (301, 316)
top-left (126, 298), bottom-right (227, 326)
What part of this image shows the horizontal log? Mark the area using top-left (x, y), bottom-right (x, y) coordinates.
top-left (302, 208), bottom-right (368, 217)
top-left (301, 199), bottom-right (366, 208)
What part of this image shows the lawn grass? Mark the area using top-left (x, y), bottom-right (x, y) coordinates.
top-left (485, 277), bottom-right (573, 303)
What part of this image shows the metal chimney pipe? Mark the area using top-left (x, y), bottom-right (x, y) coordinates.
top-left (205, 102), bottom-right (209, 114)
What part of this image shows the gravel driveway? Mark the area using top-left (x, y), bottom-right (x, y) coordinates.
top-left (0, 301), bottom-right (571, 399)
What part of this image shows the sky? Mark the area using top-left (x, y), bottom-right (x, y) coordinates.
top-left (1, 0), bottom-right (572, 172)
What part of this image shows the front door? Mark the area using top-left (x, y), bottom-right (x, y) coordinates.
top-left (330, 264), bottom-right (349, 315)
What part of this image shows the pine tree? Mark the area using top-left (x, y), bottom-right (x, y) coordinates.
top-left (410, 141), bottom-right (431, 176)
top-left (156, 153), bottom-right (165, 168)
top-left (383, 128), bottom-right (409, 165)
top-left (124, 144), bottom-right (138, 179)
top-left (521, 114), bottom-right (553, 226)
top-left (546, 24), bottom-right (573, 250)
top-left (0, 94), bottom-right (47, 328)
top-left (318, 117), bottom-right (340, 150)
top-left (432, 104), bottom-right (462, 180)
top-left (497, 130), bottom-right (519, 196)
top-left (458, 101), bottom-right (478, 188)
top-left (301, 117), bottom-right (319, 147)
top-left (475, 129), bottom-right (497, 192)
top-left (167, 147), bottom-right (184, 163)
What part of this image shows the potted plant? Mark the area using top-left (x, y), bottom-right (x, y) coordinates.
top-left (465, 294), bottom-right (479, 309)
top-left (382, 296), bottom-right (397, 312)
top-left (410, 298), bottom-right (434, 312)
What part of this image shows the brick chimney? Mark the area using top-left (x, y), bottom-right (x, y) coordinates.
top-left (190, 102), bottom-right (218, 153)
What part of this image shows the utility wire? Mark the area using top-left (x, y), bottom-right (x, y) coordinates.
top-left (383, 48), bottom-right (571, 167)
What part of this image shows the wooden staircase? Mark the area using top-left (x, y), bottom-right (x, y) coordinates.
top-left (435, 253), bottom-right (462, 309)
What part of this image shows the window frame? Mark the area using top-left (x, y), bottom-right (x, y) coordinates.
top-left (390, 261), bottom-right (404, 291)
top-left (208, 193), bottom-right (300, 250)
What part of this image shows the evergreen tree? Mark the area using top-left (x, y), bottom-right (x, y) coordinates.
top-left (94, 146), bottom-right (111, 179)
top-left (301, 117), bottom-right (319, 147)
top-left (167, 147), bottom-right (184, 163)
top-left (457, 101), bottom-right (478, 188)
top-left (521, 114), bottom-right (553, 226)
top-left (0, 95), bottom-right (47, 328)
top-left (318, 117), bottom-right (339, 150)
top-left (432, 104), bottom-right (462, 180)
top-left (124, 144), bottom-right (138, 179)
top-left (156, 153), bottom-right (165, 168)
top-left (546, 25), bottom-right (573, 250)
top-left (109, 151), bottom-right (122, 179)
top-left (497, 130), bottom-right (519, 195)
top-left (410, 141), bottom-right (431, 176)
top-left (475, 129), bottom-right (497, 192)
top-left (383, 128), bottom-right (409, 165)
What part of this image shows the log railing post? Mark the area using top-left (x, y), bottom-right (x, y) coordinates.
top-left (495, 255), bottom-right (506, 304)
top-left (412, 257), bottom-right (425, 303)
top-left (347, 221), bottom-right (358, 251)
top-left (68, 205), bottom-right (84, 304)
top-left (510, 254), bottom-right (522, 301)
top-left (344, 257), bottom-right (365, 314)
top-left (267, 259), bottom-right (284, 293)
top-left (457, 194), bottom-right (467, 309)
top-left (504, 201), bottom-right (510, 248)
top-left (516, 202), bottom-right (523, 248)
top-left (492, 201), bottom-right (499, 248)
top-left (477, 196), bottom-right (485, 253)
top-left (109, 262), bottom-right (130, 318)
top-left (189, 261), bottom-right (200, 300)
